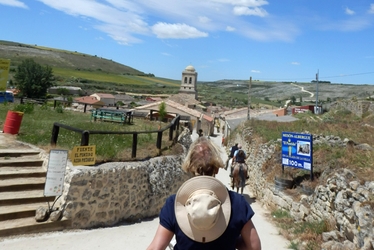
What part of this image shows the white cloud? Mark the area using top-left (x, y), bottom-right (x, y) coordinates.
top-left (291, 62), bottom-right (300, 65)
top-left (198, 16), bottom-right (211, 24)
top-left (35, 0), bottom-right (299, 45)
top-left (152, 23), bottom-right (208, 39)
top-left (226, 26), bottom-right (235, 31)
top-left (161, 52), bottom-right (172, 56)
top-left (0, 0), bottom-right (27, 8)
top-left (233, 6), bottom-right (268, 17)
top-left (210, 0), bottom-right (269, 8)
top-left (345, 7), bottom-right (355, 15)
top-left (251, 70), bottom-right (261, 73)
top-left (321, 18), bottom-right (371, 32)
top-left (369, 4), bottom-right (374, 14)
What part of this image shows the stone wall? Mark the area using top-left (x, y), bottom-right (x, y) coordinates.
top-left (232, 128), bottom-right (374, 250)
top-left (331, 100), bottom-right (373, 117)
top-left (56, 128), bottom-right (192, 229)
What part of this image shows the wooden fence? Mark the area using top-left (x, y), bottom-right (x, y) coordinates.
top-left (50, 114), bottom-right (181, 158)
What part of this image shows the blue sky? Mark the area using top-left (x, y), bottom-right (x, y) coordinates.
top-left (1, 0), bottom-right (374, 84)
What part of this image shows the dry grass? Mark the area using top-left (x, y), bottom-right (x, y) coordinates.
top-left (271, 209), bottom-right (330, 250)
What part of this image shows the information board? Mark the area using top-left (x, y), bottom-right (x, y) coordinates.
top-left (281, 132), bottom-right (313, 171)
top-left (44, 149), bottom-right (68, 197)
top-left (70, 145), bottom-right (96, 166)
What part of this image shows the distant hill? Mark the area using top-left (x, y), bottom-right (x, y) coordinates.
top-left (1, 40), bottom-right (372, 106)
top-left (0, 40), bottom-right (145, 76)
top-left (0, 40), bottom-right (180, 94)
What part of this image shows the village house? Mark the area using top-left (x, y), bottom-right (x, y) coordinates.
top-left (90, 93), bottom-right (115, 106)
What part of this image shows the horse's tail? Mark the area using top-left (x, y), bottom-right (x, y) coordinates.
top-left (238, 163), bottom-right (248, 187)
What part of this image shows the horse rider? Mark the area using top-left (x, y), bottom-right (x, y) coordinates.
top-left (226, 143), bottom-right (238, 171)
top-left (231, 144), bottom-right (249, 179)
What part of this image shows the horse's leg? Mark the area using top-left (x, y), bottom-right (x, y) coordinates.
top-left (239, 164), bottom-right (245, 195)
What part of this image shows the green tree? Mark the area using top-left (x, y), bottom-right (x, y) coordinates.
top-left (158, 101), bottom-right (167, 123)
top-left (14, 59), bottom-right (54, 98)
top-left (57, 88), bottom-right (70, 97)
top-left (290, 96), bottom-right (296, 104)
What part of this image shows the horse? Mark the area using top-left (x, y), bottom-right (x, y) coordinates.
top-left (231, 162), bottom-right (248, 195)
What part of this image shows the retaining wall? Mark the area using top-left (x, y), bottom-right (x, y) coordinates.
top-left (232, 127), bottom-right (374, 250)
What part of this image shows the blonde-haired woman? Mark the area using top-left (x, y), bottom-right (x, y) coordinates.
top-left (147, 137), bottom-right (261, 250)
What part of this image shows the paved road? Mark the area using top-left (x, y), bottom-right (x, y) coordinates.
top-left (227, 111), bottom-right (298, 131)
top-left (0, 132), bottom-right (290, 250)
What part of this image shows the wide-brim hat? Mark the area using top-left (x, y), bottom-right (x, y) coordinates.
top-left (175, 176), bottom-right (231, 243)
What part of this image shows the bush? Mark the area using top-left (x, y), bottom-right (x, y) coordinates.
top-left (13, 103), bottom-right (34, 114)
top-left (55, 105), bottom-right (64, 113)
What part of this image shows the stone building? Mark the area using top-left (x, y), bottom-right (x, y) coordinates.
top-left (135, 65), bottom-right (215, 135)
top-left (179, 65), bottom-right (198, 100)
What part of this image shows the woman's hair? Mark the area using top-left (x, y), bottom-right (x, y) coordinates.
top-left (182, 137), bottom-right (224, 176)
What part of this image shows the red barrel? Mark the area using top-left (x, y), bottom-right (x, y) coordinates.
top-left (3, 111), bottom-right (24, 135)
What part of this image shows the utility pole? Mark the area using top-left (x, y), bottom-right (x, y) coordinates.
top-left (315, 70), bottom-right (319, 114)
top-left (247, 77), bottom-right (252, 120)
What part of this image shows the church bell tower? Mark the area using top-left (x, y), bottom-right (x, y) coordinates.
top-left (179, 65), bottom-right (198, 100)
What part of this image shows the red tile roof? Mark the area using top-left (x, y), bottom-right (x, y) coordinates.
top-left (74, 96), bottom-right (104, 105)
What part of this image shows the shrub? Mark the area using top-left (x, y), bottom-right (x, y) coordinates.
top-left (13, 103), bottom-right (34, 114)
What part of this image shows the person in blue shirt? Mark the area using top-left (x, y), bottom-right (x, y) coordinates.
top-left (147, 137), bottom-right (261, 250)
top-left (233, 144), bottom-right (247, 163)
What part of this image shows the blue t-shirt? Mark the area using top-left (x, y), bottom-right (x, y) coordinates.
top-left (159, 190), bottom-right (254, 250)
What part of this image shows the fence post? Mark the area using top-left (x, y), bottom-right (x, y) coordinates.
top-left (50, 123), bottom-right (60, 146)
top-left (132, 133), bottom-right (137, 158)
top-left (169, 124), bottom-right (173, 141)
top-left (81, 130), bottom-right (90, 146)
top-left (156, 131), bottom-right (163, 155)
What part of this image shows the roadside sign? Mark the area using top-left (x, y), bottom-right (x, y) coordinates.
top-left (44, 149), bottom-right (68, 197)
top-left (281, 132), bottom-right (314, 180)
top-left (0, 59), bottom-right (10, 91)
top-left (70, 145), bottom-right (96, 166)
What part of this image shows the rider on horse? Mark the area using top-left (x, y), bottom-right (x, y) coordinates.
top-left (231, 144), bottom-right (249, 179)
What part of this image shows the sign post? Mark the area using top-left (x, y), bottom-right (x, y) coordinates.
top-left (281, 132), bottom-right (313, 181)
top-left (44, 149), bottom-right (68, 197)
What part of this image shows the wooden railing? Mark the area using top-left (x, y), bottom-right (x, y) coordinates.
top-left (50, 114), bottom-right (181, 158)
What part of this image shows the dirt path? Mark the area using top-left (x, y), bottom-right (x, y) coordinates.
top-left (0, 132), bottom-right (289, 249)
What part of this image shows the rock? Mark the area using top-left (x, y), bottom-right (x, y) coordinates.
top-left (49, 209), bottom-right (63, 221)
top-left (35, 206), bottom-right (49, 222)
top-left (354, 143), bottom-right (373, 151)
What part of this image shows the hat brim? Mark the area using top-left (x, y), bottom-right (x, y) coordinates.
top-left (175, 176), bottom-right (231, 243)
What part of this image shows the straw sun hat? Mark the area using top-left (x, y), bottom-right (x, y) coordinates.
top-left (175, 176), bottom-right (231, 243)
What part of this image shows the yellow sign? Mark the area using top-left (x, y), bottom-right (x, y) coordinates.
top-left (70, 145), bottom-right (96, 166)
top-left (0, 59), bottom-right (10, 91)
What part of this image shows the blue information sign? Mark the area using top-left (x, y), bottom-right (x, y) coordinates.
top-left (281, 132), bottom-right (313, 171)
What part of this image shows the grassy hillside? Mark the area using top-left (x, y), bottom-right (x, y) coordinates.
top-left (0, 40), bottom-right (143, 75)
top-left (0, 40), bottom-right (180, 94)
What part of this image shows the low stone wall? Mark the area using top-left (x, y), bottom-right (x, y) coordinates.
top-left (232, 129), bottom-right (374, 250)
top-left (56, 129), bottom-right (193, 229)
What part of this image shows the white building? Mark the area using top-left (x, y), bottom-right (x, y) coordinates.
top-left (90, 93), bottom-right (116, 106)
